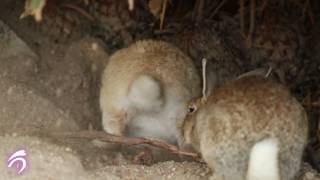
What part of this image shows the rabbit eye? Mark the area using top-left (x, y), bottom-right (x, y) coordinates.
top-left (187, 105), bottom-right (196, 114)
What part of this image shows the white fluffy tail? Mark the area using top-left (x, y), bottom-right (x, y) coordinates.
top-left (128, 75), bottom-right (163, 111)
top-left (247, 138), bottom-right (280, 180)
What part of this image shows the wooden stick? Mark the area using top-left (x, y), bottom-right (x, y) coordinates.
top-left (160, 0), bottom-right (168, 30)
top-left (50, 130), bottom-right (201, 160)
top-left (246, 0), bottom-right (255, 48)
top-left (128, 0), bottom-right (134, 11)
top-left (239, 0), bottom-right (245, 36)
top-left (209, 0), bottom-right (228, 19)
top-left (196, 0), bottom-right (204, 21)
top-left (61, 4), bottom-right (95, 22)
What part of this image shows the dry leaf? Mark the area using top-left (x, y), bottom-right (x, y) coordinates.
top-left (20, 0), bottom-right (47, 22)
top-left (128, 0), bottom-right (134, 11)
top-left (83, 0), bottom-right (89, 5)
top-left (148, 0), bottom-right (164, 18)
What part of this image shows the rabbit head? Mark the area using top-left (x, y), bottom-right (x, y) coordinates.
top-left (178, 58), bottom-right (213, 150)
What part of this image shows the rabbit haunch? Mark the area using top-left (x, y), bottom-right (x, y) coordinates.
top-left (179, 75), bottom-right (308, 180)
top-left (100, 40), bottom-right (201, 144)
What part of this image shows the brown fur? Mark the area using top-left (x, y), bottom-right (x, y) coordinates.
top-left (100, 40), bottom-right (201, 142)
top-left (179, 75), bottom-right (308, 180)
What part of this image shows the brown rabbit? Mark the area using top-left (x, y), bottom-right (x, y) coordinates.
top-left (178, 65), bottom-right (308, 180)
top-left (100, 40), bottom-right (201, 144)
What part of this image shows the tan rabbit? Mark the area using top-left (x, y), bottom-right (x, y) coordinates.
top-left (178, 64), bottom-right (308, 180)
top-left (100, 40), bottom-right (201, 144)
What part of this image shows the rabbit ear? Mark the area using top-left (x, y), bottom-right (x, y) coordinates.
top-left (201, 58), bottom-right (218, 102)
top-left (265, 66), bottom-right (273, 78)
top-left (237, 67), bottom-right (272, 80)
top-left (201, 58), bottom-right (208, 102)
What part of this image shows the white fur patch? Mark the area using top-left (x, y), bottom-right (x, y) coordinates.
top-left (247, 138), bottom-right (280, 180)
top-left (127, 95), bottom-right (185, 144)
top-left (128, 75), bottom-right (163, 112)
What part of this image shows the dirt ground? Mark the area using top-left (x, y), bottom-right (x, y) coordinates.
top-left (0, 0), bottom-right (320, 179)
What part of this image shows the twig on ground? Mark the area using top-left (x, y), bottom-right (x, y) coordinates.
top-left (153, 29), bottom-right (175, 35)
top-left (50, 130), bottom-right (202, 161)
top-left (303, 101), bottom-right (320, 107)
top-left (209, 0), bottom-right (228, 19)
top-left (61, 4), bottom-right (95, 22)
